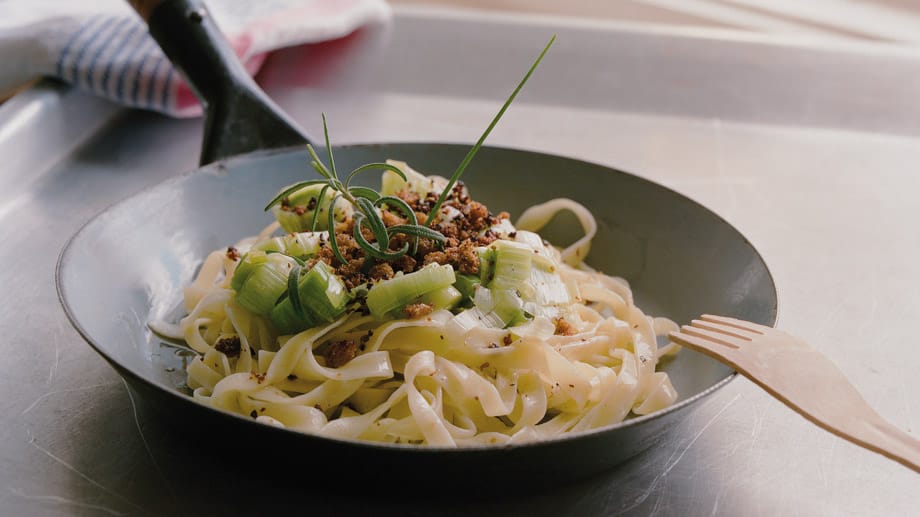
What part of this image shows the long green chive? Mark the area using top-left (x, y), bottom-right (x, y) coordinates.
top-left (265, 36), bottom-right (555, 265)
top-left (426, 35), bottom-right (555, 226)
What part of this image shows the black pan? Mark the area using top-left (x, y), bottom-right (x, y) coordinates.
top-left (57, 0), bottom-right (777, 488)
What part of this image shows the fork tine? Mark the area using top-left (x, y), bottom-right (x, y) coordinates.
top-left (668, 330), bottom-right (717, 351)
top-left (668, 330), bottom-right (741, 361)
top-left (679, 325), bottom-right (743, 349)
top-left (691, 319), bottom-right (756, 341)
top-left (700, 314), bottom-right (767, 334)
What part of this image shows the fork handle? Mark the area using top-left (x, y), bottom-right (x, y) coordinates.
top-left (860, 419), bottom-right (920, 473)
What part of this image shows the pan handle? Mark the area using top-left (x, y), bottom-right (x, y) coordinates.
top-left (128, 0), bottom-right (311, 165)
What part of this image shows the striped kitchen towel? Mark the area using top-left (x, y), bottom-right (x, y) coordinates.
top-left (0, 0), bottom-right (391, 117)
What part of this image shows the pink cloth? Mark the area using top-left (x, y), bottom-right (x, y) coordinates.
top-left (0, 0), bottom-right (391, 117)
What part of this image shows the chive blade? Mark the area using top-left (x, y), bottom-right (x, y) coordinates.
top-left (426, 35), bottom-right (555, 225)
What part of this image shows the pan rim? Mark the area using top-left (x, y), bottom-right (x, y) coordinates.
top-left (56, 142), bottom-right (778, 453)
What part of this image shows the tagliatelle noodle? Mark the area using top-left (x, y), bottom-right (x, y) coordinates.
top-left (158, 195), bottom-right (680, 446)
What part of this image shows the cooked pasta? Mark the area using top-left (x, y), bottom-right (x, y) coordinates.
top-left (153, 163), bottom-right (679, 447)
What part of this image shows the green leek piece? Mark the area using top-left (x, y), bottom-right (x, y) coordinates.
top-left (233, 252), bottom-right (297, 316)
top-left (270, 184), bottom-right (352, 233)
top-left (366, 263), bottom-right (456, 318)
top-left (300, 261), bottom-right (349, 321)
top-left (488, 239), bottom-right (533, 291)
top-left (452, 273), bottom-right (481, 301)
top-left (251, 231), bottom-right (327, 259)
top-left (269, 261), bottom-right (349, 334)
top-left (419, 285), bottom-right (463, 311)
top-left (489, 288), bottom-right (529, 327)
top-left (269, 296), bottom-right (315, 335)
top-left (231, 251), bottom-right (267, 292)
top-left (477, 246), bottom-right (496, 284)
top-left (528, 267), bottom-right (570, 306)
top-left (380, 160), bottom-right (444, 197)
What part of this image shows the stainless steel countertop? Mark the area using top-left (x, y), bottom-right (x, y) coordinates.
top-left (1, 7), bottom-right (918, 516)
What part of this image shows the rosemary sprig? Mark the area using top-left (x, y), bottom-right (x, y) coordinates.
top-left (265, 35), bottom-right (555, 266)
top-left (267, 114), bottom-right (443, 266)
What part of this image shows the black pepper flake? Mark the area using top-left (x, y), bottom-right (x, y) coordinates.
top-left (502, 335), bottom-right (513, 346)
top-left (215, 336), bottom-right (241, 358)
top-left (250, 410), bottom-right (257, 419)
top-left (287, 374), bottom-right (297, 380)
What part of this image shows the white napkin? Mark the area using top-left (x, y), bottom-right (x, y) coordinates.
top-left (0, 0), bottom-right (391, 117)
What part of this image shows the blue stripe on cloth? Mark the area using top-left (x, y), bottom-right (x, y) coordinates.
top-left (113, 25), bottom-right (151, 102)
top-left (100, 21), bottom-right (145, 100)
top-left (128, 39), bottom-right (158, 107)
top-left (145, 56), bottom-right (165, 109)
top-left (84, 17), bottom-right (133, 92)
top-left (56, 16), bottom-right (105, 79)
top-left (69, 15), bottom-right (119, 86)
top-left (160, 68), bottom-right (175, 113)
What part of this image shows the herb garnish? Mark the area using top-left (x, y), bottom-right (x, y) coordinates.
top-left (265, 35), bottom-right (555, 266)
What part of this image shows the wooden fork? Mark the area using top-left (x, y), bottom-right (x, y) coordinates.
top-left (669, 315), bottom-right (920, 474)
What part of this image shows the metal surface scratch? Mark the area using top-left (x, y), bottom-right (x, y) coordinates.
top-left (747, 399), bottom-right (765, 453)
top-left (26, 429), bottom-right (149, 515)
top-left (615, 394), bottom-right (742, 515)
top-left (9, 487), bottom-right (128, 516)
top-left (20, 382), bottom-right (121, 416)
top-left (122, 378), bottom-right (178, 507)
top-left (708, 496), bottom-right (720, 517)
top-left (47, 338), bottom-right (60, 385)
